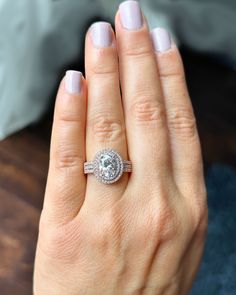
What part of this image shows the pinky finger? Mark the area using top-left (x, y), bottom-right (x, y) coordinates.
top-left (151, 29), bottom-right (205, 195)
top-left (43, 71), bottom-right (87, 225)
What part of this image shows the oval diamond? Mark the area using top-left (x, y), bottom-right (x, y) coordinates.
top-left (93, 149), bottom-right (123, 184)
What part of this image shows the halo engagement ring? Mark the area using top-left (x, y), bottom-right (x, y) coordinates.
top-left (84, 149), bottom-right (132, 184)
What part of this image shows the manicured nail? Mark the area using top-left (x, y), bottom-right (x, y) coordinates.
top-left (65, 71), bottom-right (82, 94)
top-left (119, 0), bottom-right (143, 30)
top-left (151, 28), bottom-right (171, 53)
top-left (91, 22), bottom-right (113, 47)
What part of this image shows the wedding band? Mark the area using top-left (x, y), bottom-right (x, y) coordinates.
top-left (84, 149), bottom-right (132, 184)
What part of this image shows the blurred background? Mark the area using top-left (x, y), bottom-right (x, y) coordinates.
top-left (0, 0), bottom-right (236, 294)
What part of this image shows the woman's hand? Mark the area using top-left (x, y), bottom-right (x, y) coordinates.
top-left (34, 1), bottom-right (207, 294)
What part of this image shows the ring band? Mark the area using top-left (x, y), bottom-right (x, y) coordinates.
top-left (84, 149), bottom-right (132, 184)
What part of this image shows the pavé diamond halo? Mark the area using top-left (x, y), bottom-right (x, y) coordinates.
top-left (84, 149), bottom-right (132, 184)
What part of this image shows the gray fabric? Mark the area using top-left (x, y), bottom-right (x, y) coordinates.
top-left (0, 0), bottom-right (236, 139)
top-left (0, 0), bottom-right (103, 139)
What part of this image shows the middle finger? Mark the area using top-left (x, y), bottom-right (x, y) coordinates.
top-left (116, 1), bottom-right (171, 185)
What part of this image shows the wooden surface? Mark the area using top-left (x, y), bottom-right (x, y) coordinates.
top-left (0, 49), bottom-right (236, 294)
top-left (0, 128), bottom-right (49, 295)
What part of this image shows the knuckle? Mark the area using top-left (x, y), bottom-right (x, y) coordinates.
top-left (53, 143), bottom-right (84, 170)
top-left (184, 185), bottom-right (208, 237)
top-left (130, 94), bottom-right (165, 126)
top-left (132, 199), bottom-right (180, 243)
top-left (88, 226), bottom-right (109, 251)
top-left (158, 49), bottom-right (185, 80)
top-left (197, 208), bottom-right (208, 237)
top-left (57, 98), bottom-right (84, 125)
top-left (90, 51), bottom-right (118, 77)
top-left (191, 198), bottom-right (208, 235)
top-left (160, 67), bottom-right (185, 81)
top-left (124, 44), bottom-right (153, 59)
top-left (136, 212), bottom-right (161, 242)
top-left (168, 106), bottom-right (197, 137)
top-left (121, 29), bottom-right (154, 59)
top-left (91, 113), bottom-right (124, 142)
top-left (158, 204), bottom-right (181, 242)
top-left (189, 209), bottom-right (208, 242)
top-left (90, 64), bottom-right (117, 78)
top-left (58, 112), bottom-right (83, 126)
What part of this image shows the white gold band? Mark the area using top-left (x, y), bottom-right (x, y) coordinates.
top-left (84, 160), bottom-right (132, 174)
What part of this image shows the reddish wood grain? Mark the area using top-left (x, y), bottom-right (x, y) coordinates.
top-left (0, 128), bottom-right (49, 295)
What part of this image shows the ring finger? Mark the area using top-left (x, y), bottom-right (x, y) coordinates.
top-left (85, 22), bottom-right (128, 209)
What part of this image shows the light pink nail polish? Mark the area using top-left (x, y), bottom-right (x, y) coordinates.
top-left (91, 22), bottom-right (113, 47)
top-left (151, 28), bottom-right (171, 53)
top-left (119, 0), bottom-right (143, 30)
top-left (65, 71), bottom-right (82, 94)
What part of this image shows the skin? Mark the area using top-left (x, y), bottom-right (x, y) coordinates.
top-left (33, 9), bottom-right (208, 295)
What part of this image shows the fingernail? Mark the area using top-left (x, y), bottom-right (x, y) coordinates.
top-left (91, 22), bottom-right (113, 47)
top-left (65, 71), bottom-right (82, 94)
top-left (119, 0), bottom-right (143, 30)
top-left (151, 28), bottom-right (171, 53)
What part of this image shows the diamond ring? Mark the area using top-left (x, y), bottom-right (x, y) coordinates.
top-left (84, 149), bottom-right (132, 184)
